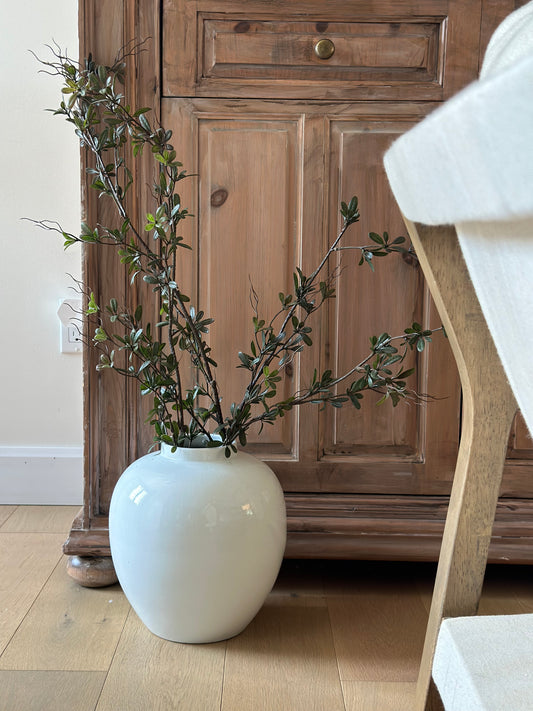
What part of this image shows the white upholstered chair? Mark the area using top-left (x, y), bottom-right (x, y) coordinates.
top-left (384, 4), bottom-right (533, 710)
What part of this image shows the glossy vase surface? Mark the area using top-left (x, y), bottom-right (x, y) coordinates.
top-left (109, 444), bottom-right (287, 643)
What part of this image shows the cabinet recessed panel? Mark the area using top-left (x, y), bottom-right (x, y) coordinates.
top-left (196, 117), bottom-right (302, 458)
top-left (322, 119), bottom-right (424, 460)
top-left (202, 18), bottom-right (442, 84)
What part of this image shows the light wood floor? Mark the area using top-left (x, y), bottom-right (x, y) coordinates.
top-left (1, 505), bottom-right (532, 711)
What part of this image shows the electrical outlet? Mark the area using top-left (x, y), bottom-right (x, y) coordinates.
top-left (57, 299), bottom-right (82, 354)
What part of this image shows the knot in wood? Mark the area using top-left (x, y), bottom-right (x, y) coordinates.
top-left (234, 21), bottom-right (251, 33)
top-left (210, 188), bottom-right (229, 208)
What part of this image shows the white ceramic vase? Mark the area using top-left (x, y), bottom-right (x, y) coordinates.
top-left (109, 443), bottom-right (287, 643)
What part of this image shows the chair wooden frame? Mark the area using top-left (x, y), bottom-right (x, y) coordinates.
top-left (403, 220), bottom-right (518, 711)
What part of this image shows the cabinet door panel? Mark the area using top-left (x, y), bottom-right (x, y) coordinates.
top-left (324, 119), bottom-right (422, 457)
top-left (164, 99), bottom-right (463, 494)
top-left (164, 100), bottom-right (305, 457)
top-left (198, 118), bottom-right (300, 455)
top-left (312, 110), bottom-right (463, 494)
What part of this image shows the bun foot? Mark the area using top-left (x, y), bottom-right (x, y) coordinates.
top-left (66, 555), bottom-right (118, 587)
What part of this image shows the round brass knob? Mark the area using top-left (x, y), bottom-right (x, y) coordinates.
top-left (314, 38), bottom-right (335, 60)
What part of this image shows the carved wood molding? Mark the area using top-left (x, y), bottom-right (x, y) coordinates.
top-left (64, 493), bottom-right (533, 563)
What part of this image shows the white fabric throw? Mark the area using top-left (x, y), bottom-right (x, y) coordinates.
top-left (384, 2), bottom-right (533, 438)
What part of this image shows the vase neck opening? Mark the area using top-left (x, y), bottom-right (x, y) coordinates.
top-left (160, 441), bottom-right (228, 461)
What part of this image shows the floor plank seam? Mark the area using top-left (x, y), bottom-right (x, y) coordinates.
top-left (92, 604), bottom-right (134, 711)
top-left (0, 505), bottom-right (19, 530)
top-left (218, 642), bottom-right (228, 711)
top-left (0, 550), bottom-right (64, 662)
top-left (326, 596), bottom-right (348, 711)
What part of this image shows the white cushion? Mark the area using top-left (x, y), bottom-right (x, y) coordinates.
top-left (383, 53), bottom-right (533, 226)
top-left (481, 1), bottom-right (533, 78)
top-left (433, 614), bottom-right (533, 711)
top-left (383, 2), bottom-right (533, 439)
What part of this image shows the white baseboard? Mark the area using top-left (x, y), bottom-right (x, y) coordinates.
top-left (0, 446), bottom-right (83, 504)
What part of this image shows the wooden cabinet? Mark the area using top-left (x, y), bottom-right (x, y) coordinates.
top-left (65, 0), bottom-right (533, 572)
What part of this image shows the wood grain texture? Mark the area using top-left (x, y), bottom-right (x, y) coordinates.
top-left (196, 112), bottom-right (300, 454)
top-left (67, 0), bottom-right (161, 556)
top-left (0, 522), bottom-right (531, 711)
top-left (0, 560), bottom-right (129, 671)
top-left (163, 0), bottom-right (482, 101)
top-left (327, 575), bottom-right (428, 682)
top-left (63, 492), bottom-right (533, 563)
top-left (1, 506), bottom-right (80, 533)
top-left (0, 533), bottom-right (65, 655)
top-left (402, 223), bottom-right (519, 711)
top-left (221, 602), bottom-right (345, 711)
top-left (323, 112), bottom-right (461, 483)
top-left (285, 495), bottom-right (533, 563)
top-left (95, 611), bottom-right (225, 711)
top-left (0, 671), bottom-right (106, 711)
top-left (202, 18), bottom-right (440, 82)
top-left (80, 0), bottom-right (130, 523)
top-left (124, 0), bottom-right (163, 464)
top-left (266, 559), bottom-right (327, 605)
top-left (326, 118), bottom-right (422, 457)
top-left (342, 681), bottom-right (416, 711)
top-left (163, 96), bottom-right (459, 492)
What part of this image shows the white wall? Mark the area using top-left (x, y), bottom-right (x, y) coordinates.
top-left (0, 1), bottom-right (83, 502)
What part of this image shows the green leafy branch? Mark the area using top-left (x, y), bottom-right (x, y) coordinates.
top-left (32, 43), bottom-right (442, 456)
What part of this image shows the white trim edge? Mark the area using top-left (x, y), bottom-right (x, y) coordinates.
top-left (0, 446), bottom-right (83, 505)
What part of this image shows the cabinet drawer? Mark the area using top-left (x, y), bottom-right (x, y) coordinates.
top-left (201, 17), bottom-right (443, 85)
top-left (163, 1), bottom-right (482, 101)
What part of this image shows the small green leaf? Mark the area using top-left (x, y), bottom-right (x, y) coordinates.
top-left (238, 352), bottom-right (252, 369)
top-left (139, 113), bottom-right (151, 132)
top-left (93, 326), bottom-right (108, 342)
top-left (86, 292), bottom-right (99, 315)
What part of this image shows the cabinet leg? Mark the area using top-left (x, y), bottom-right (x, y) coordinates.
top-left (66, 555), bottom-right (118, 587)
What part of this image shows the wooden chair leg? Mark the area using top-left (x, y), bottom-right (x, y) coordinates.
top-left (402, 220), bottom-right (518, 711)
